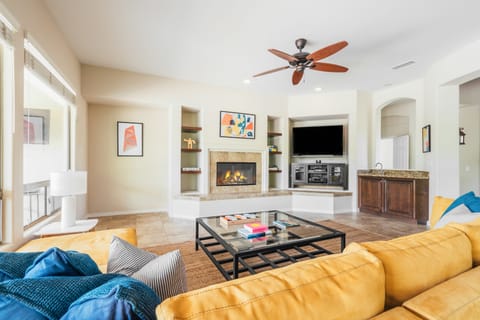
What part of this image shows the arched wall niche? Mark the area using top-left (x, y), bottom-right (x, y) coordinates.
top-left (374, 97), bottom-right (416, 169)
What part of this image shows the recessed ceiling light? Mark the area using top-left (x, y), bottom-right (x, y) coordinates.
top-left (314, 87), bottom-right (323, 92)
top-left (243, 79), bottom-right (251, 84)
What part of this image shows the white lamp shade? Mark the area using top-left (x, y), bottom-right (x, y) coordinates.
top-left (50, 171), bottom-right (87, 196)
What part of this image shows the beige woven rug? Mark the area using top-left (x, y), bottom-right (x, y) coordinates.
top-left (144, 220), bottom-right (388, 291)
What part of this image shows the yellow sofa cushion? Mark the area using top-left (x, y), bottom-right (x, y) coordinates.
top-left (448, 219), bottom-right (480, 266)
top-left (369, 307), bottom-right (423, 320)
top-left (345, 227), bottom-right (472, 309)
top-left (16, 228), bottom-right (137, 272)
top-left (430, 196), bottom-right (454, 228)
top-left (404, 267), bottom-right (480, 320)
top-left (156, 250), bottom-right (385, 320)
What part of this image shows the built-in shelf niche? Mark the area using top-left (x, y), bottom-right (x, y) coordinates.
top-left (181, 107), bottom-right (202, 193)
top-left (267, 116), bottom-right (284, 189)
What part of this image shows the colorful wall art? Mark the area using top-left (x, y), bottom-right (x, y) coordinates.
top-left (422, 124), bottom-right (431, 153)
top-left (117, 121), bottom-right (143, 156)
top-left (219, 111), bottom-right (255, 139)
top-left (24, 109), bottom-right (50, 144)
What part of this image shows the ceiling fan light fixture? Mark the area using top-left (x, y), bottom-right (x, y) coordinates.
top-left (254, 38), bottom-right (349, 86)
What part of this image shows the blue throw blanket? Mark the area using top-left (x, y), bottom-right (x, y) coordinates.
top-left (0, 274), bottom-right (120, 319)
top-left (0, 251), bottom-right (41, 280)
top-left (0, 248), bottom-right (160, 320)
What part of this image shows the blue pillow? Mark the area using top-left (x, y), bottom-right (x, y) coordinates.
top-left (24, 247), bottom-right (101, 278)
top-left (466, 195), bottom-right (480, 212)
top-left (0, 252), bottom-right (41, 281)
top-left (0, 295), bottom-right (47, 320)
top-left (442, 192), bottom-right (476, 217)
top-left (61, 276), bottom-right (160, 320)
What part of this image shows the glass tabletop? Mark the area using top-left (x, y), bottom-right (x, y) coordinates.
top-left (198, 210), bottom-right (341, 252)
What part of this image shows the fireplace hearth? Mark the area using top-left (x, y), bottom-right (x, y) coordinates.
top-left (216, 162), bottom-right (256, 186)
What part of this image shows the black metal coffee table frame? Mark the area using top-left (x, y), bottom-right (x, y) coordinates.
top-left (195, 211), bottom-right (346, 280)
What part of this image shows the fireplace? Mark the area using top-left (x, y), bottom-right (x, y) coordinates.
top-left (216, 162), bottom-right (256, 186)
top-left (210, 151), bottom-right (262, 194)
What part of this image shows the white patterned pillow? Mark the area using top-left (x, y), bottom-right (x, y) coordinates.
top-left (107, 236), bottom-right (157, 275)
top-left (107, 236), bottom-right (187, 300)
top-left (434, 204), bottom-right (478, 228)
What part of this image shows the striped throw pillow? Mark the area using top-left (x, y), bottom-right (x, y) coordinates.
top-left (107, 236), bottom-right (187, 300)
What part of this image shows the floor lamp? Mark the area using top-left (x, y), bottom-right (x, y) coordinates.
top-left (50, 171), bottom-right (87, 229)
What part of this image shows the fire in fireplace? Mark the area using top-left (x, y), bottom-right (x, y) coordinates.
top-left (216, 162), bottom-right (256, 186)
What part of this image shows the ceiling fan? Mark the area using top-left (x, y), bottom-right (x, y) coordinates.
top-left (253, 38), bottom-right (349, 85)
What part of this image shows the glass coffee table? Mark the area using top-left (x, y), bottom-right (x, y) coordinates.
top-left (195, 210), bottom-right (346, 280)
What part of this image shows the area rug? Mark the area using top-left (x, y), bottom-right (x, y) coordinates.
top-left (144, 220), bottom-right (388, 291)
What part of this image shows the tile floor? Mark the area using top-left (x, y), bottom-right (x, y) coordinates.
top-left (94, 211), bottom-right (427, 248)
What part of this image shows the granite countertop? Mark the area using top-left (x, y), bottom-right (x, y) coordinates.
top-left (357, 169), bottom-right (429, 179)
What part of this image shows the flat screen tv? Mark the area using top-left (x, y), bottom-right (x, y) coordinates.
top-left (292, 125), bottom-right (344, 156)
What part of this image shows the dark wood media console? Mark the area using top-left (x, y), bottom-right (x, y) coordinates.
top-left (291, 163), bottom-right (348, 190)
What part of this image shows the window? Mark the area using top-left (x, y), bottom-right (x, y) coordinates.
top-left (0, 12), bottom-right (15, 242)
top-left (23, 39), bottom-right (75, 227)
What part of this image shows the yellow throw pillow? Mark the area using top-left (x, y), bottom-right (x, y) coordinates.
top-left (430, 196), bottom-right (454, 228)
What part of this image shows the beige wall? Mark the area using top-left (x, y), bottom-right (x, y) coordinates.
top-left (82, 65), bottom-right (288, 215)
top-left (88, 104), bottom-right (168, 215)
top-left (459, 105), bottom-right (480, 194)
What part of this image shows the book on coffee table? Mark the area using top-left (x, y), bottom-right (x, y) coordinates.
top-left (238, 228), bottom-right (272, 239)
top-left (220, 214), bottom-right (260, 227)
top-left (273, 220), bottom-right (300, 230)
top-left (244, 222), bottom-right (268, 233)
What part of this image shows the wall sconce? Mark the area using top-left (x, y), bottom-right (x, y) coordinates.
top-left (459, 127), bottom-right (466, 145)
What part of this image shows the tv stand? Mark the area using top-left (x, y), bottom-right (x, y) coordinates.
top-left (291, 163), bottom-right (348, 190)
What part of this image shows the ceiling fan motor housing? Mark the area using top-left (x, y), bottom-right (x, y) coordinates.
top-left (295, 38), bottom-right (307, 51)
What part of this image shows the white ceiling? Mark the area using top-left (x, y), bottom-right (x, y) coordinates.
top-left (44, 0), bottom-right (480, 95)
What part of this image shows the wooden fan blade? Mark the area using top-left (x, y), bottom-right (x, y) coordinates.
top-left (311, 62), bottom-right (349, 72)
top-left (306, 41), bottom-right (348, 61)
top-left (268, 49), bottom-right (298, 63)
top-left (253, 66), bottom-right (289, 77)
top-left (292, 70), bottom-right (304, 85)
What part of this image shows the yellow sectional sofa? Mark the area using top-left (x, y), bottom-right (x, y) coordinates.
top-left (157, 220), bottom-right (480, 319)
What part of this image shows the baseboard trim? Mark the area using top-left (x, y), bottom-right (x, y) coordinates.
top-left (87, 208), bottom-right (167, 218)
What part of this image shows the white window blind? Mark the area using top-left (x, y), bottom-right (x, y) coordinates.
top-left (0, 14), bottom-right (14, 46)
top-left (24, 39), bottom-right (76, 105)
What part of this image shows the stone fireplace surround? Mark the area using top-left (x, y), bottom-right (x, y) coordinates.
top-left (209, 151), bottom-right (262, 194)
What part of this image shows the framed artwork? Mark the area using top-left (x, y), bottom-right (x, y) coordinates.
top-left (24, 109), bottom-right (50, 144)
top-left (422, 124), bottom-right (431, 153)
top-left (117, 121), bottom-right (143, 157)
top-left (219, 111), bottom-right (255, 139)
